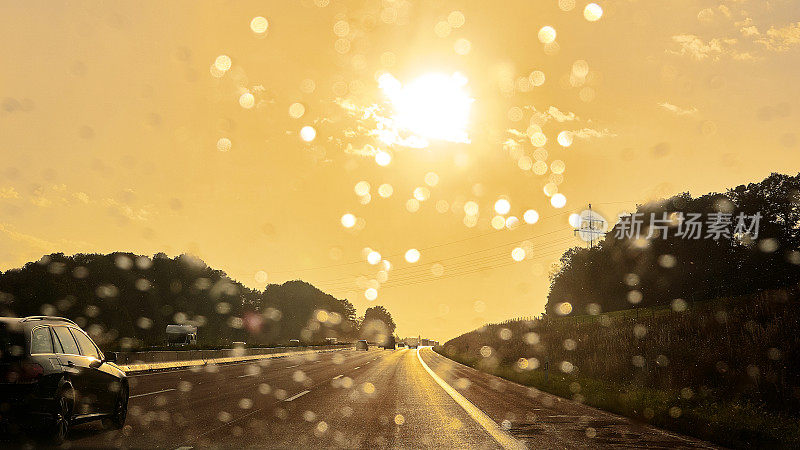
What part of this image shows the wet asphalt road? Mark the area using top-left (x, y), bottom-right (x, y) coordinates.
top-left (60, 347), bottom-right (713, 449)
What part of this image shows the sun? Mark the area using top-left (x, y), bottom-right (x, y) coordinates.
top-left (377, 72), bottom-right (473, 147)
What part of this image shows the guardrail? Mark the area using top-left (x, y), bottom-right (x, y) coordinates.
top-left (113, 344), bottom-right (351, 374)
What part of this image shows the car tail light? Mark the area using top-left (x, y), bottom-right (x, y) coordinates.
top-left (3, 363), bottom-right (44, 383)
top-left (20, 363), bottom-right (44, 382)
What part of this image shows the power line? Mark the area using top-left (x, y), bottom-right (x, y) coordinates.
top-left (265, 209), bottom-right (577, 274)
top-left (309, 231), bottom-right (576, 287)
top-left (364, 248), bottom-right (569, 291)
top-left (313, 237), bottom-right (577, 291)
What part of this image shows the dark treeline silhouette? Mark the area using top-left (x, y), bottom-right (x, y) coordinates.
top-left (0, 252), bottom-right (386, 350)
top-left (359, 305), bottom-right (397, 343)
top-left (547, 172), bottom-right (800, 316)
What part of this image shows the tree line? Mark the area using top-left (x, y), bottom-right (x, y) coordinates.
top-left (546, 172), bottom-right (800, 316)
top-left (0, 252), bottom-right (396, 350)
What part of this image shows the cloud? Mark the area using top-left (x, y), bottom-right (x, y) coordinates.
top-left (756, 22), bottom-right (800, 51)
top-left (102, 199), bottom-right (152, 221)
top-left (343, 143), bottom-right (380, 157)
top-left (740, 25), bottom-right (760, 37)
top-left (0, 224), bottom-right (92, 269)
top-left (547, 106), bottom-right (578, 122)
top-left (506, 129), bottom-right (527, 139)
top-left (526, 105), bottom-right (579, 125)
top-left (572, 128), bottom-right (616, 140)
top-left (667, 34), bottom-right (753, 61)
top-left (73, 192), bottom-right (90, 204)
top-left (698, 5), bottom-right (732, 24)
top-left (30, 196), bottom-right (53, 207)
top-left (658, 102), bottom-right (699, 117)
top-left (0, 187), bottom-right (20, 199)
top-left (0, 223), bottom-right (59, 251)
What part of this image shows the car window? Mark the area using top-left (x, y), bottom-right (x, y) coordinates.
top-left (71, 328), bottom-right (100, 359)
top-left (53, 326), bottom-right (80, 355)
top-left (30, 326), bottom-right (54, 354)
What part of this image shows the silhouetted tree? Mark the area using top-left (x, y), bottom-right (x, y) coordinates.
top-left (360, 305), bottom-right (396, 342)
top-left (0, 252), bottom-right (364, 349)
top-left (546, 172), bottom-right (800, 316)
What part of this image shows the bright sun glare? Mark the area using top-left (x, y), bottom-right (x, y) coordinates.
top-left (377, 72), bottom-right (473, 147)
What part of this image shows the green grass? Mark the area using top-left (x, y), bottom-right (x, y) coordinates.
top-left (436, 346), bottom-right (800, 449)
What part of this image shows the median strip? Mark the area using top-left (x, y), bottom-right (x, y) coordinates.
top-left (284, 390), bottom-right (310, 402)
top-left (130, 388), bottom-right (177, 398)
top-left (119, 347), bottom-right (347, 374)
top-left (416, 348), bottom-right (527, 450)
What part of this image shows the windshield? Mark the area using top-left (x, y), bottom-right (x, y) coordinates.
top-left (1, 1), bottom-right (799, 448)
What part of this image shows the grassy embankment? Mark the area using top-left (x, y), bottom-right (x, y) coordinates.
top-left (436, 286), bottom-right (800, 448)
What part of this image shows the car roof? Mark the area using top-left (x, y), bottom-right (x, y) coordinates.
top-left (1, 316), bottom-right (78, 328)
top-left (0, 316), bottom-right (24, 325)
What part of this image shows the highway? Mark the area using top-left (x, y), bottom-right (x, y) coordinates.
top-left (63, 347), bottom-right (713, 449)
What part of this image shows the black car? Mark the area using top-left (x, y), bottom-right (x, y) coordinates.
top-left (0, 316), bottom-right (128, 444)
top-left (381, 335), bottom-right (396, 350)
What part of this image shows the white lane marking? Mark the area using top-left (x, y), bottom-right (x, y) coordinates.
top-left (333, 375), bottom-right (343, 380)
top-left (284, 390), bottom-right (310, 402)
top-left (236, 373), bottom-right (257, 378)
top-left (416, 349), bottom-right (527, 450)
top-left (130, 388), bottom-right (177, 398)
top-left (354, 366), bottom-right (360, 370)
top-left (286, 364), bottom-right (300, 369)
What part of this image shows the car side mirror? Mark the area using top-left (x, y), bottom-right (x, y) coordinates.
top-left (104, 352), bottom-right (117, 363)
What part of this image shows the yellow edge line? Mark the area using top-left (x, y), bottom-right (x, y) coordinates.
top-left (416, 348), bottom-right (527, 450)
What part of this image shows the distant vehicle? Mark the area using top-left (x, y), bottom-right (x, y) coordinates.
top-left (0, 316), bottom-right (129, 444)
top-left (325, 337), bottom-right (338, 345)
top-left (231, 341), bottom-right (246, 348)
top-left (407, 337), bottom-right (420, 349)
top-left (397, 342), bottom-right (405, 348)
top-left (356, 340), bottom-right (369, 351)
top-left (288, 339), bottom-right (301, 346)
top-left (165, 324), bottom-right (197, 347)
top-left (381, 335), bottom-right (396, 350)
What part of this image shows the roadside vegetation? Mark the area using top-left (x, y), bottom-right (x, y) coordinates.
top-left (0, 252), bottom-right (396, 351)
top-left (438, 285), bottom-right (800, 448)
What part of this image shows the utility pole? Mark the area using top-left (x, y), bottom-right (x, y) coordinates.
top-left (573, 203), bottom-right (606, 248)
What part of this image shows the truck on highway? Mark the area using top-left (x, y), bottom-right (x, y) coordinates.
top-left (166, 324), bottom-right (197, 347)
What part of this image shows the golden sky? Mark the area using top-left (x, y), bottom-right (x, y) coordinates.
top-left (1, 0), bottom-right (799, 341)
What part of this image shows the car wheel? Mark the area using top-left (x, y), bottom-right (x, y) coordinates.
top-left (103, 384), bottom-right (128, 430)
top-left (44, 387), bottom-right (72, 445)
